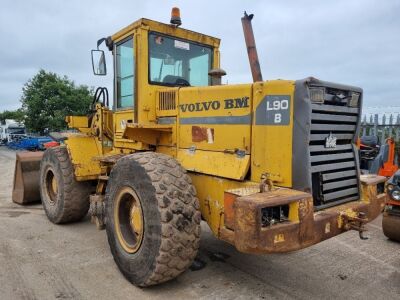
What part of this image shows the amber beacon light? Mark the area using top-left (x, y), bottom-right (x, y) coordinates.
top-left (170, 7), bottom-right (182, 26)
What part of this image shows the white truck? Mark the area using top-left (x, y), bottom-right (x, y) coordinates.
top-left (0, 119), bottom-right (26, 145)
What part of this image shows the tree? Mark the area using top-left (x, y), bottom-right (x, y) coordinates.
top-left (20, 69), bottom-right (93, 133)
top-left (0, 108), bottom-right (25, 124)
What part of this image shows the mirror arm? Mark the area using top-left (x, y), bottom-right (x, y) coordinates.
top-left (96, 38), bottom-right (106, 50)
top-left (97, 36), bottom-right (114, 51)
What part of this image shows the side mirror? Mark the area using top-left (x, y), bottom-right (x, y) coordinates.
top-left (91, 50), bottom-right (107, 75)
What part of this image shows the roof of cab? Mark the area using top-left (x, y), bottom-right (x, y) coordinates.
top-left (111, 18), bottom-right (220, 48)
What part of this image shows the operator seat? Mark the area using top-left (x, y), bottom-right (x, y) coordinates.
top-left (162, 75), bottom-right (190, 86)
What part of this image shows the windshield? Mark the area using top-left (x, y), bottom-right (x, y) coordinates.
top-left (7, 127), bottom-right (25, 134)
top-left (149, 32), bottom-right (213, 87)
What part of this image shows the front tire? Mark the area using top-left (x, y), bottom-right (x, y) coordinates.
top-left (39, 146), bottom-right (92, 224)
top-left (105, 152), bottom-right (201, 287)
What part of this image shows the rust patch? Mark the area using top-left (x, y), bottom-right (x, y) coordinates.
top-left (298, 198), bottom-right (314, 244)
top-left (192, 126), bottom-right (214, 143)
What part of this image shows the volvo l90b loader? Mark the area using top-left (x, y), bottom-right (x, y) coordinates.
top-left (13, 9), bottom-right (388, 286)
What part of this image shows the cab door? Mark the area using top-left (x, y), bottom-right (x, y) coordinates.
top-left (113, 35), bottom-right (137, 146)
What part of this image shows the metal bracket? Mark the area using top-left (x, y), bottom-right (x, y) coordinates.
top-left (342, 212), bottom-right (369, 240)
top-left (260, 173), bottom-right (274, 193)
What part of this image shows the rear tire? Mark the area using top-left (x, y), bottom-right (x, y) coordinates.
top-left (39, 146), bottom-right (92, 224)
top-left (105, 152), bottom-right (201, 287)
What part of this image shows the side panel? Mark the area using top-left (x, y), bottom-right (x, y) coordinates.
top-left (178, 84), bottom-right (252, 153)
top-left (250, 80), bottom-right (296, 186)
top-left (65, 135), bottom-right (103, 180)
top-left (178, 149), bottom-right (250, 180)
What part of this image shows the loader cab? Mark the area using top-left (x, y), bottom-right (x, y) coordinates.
top-left (92, 16), bottom-right (221, 129)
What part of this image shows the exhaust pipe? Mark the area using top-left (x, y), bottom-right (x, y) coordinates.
top-left (241, 11), bottom-right (263, 82)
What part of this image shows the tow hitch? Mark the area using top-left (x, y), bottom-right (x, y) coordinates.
top-left (342, 212), bottom-right (369, 240)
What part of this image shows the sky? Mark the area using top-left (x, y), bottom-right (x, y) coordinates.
top-left (0, 0), bottom-right (399, 112)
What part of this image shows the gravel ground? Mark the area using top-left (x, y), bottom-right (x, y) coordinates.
top-left (0, 147), bottom-right (399, 300)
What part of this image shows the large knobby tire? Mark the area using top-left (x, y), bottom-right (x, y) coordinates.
top-left (40, 146), bottom-right (92, 224)
top-left (105, 152), bottom-right (201, 287)
top-left (382, 212), bottom-right (400, 242)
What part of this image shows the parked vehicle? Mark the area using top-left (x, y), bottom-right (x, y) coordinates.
top-left (359, 136), bottom-right (398, 177)
top-left (13, 8), bottom-right (387, 287)
top-left (0, 119), bottom-right (26, 145)
top-left (382, 170), bottom-right (400, 242)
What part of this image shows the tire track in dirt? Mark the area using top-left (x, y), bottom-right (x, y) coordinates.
top-left (0, 243), bottom-right (37, 300)
top-left (37, 266), bottom-right (82, 300)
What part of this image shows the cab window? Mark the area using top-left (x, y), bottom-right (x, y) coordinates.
top-left (116, 37), bottom-right (134, 108)
top-left (149, 32), bottom-right (212, 87)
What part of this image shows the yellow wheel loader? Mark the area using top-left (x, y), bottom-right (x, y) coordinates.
top-left (13, 8), bottom-right (388, 287)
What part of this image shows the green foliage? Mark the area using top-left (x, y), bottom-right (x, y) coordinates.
top-left (20, 69), bottom-right (93, 133)
top-left (0, 108), bottom-right (25, 124)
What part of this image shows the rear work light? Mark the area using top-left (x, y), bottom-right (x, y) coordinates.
top-left (310, 88), bottom-right (325, 103)
top-left (349, 92), bottom-right (360, 107)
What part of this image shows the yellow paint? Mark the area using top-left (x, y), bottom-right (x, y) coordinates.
top-left (51, 176), bottom-right (58, 194)
top-left (337, 208), bottom-right (358, 229)
top-left (288, 201), bottom-right (300, 223)
top-left (65, 116), bottom-right (89, 128)
top-left (274, 233), bottom-right (285, 243)
top-left (251, 80), bottom-right (296, 185)
top-left (64, 135), bottom-right (102, 180)
top-left (111, 18), bottom-right (220, 49)
top-left (177, 149), bottom-right (250, 180)
top-left (178, 84), bottom-right (252, 152)
top-left (114, 186), bottom-right (144, 254)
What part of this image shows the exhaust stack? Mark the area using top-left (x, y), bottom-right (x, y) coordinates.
top-left (241, 11), bottom-right (263, 82)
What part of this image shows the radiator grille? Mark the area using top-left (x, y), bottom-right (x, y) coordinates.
top-left (309, 87), bottom-right (360, 209)
top-left (158, 90), bottom-right (176, 111)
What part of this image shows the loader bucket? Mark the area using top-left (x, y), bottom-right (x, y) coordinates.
top-left (12, 151), bottom-right (44, 204)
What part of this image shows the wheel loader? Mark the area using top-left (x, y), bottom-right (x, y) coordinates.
top-left (13, 8), bottom-right (388, 287)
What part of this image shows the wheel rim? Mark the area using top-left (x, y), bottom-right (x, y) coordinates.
top-left (45, 168), bottom-right (58, 205)
top-left (114, 187), bottom-right (144, 254)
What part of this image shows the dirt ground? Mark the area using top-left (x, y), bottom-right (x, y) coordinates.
top-left (0, 147), bottom-right (399, 300)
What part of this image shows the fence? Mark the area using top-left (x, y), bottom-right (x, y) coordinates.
top-left (361, 113), bottom-right (400, 144)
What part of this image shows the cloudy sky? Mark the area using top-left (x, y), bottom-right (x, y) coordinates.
top-left (0, 0), bottom-right (399, 112)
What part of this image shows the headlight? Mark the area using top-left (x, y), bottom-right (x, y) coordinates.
top-left (349, 92), bottom-right (360, 107)
top-left (310, 88), bottom-right (325, 103)
top-left (391, 190), bottom-right (400, 201)
top-left (387, 184), bottom-right (395, 191)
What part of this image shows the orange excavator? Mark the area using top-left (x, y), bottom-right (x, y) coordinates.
top-left (358, 136), bottom-right (398, 177)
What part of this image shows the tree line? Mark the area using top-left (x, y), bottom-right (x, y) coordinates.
top-left (0, 70), bottom-right (93, 134)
